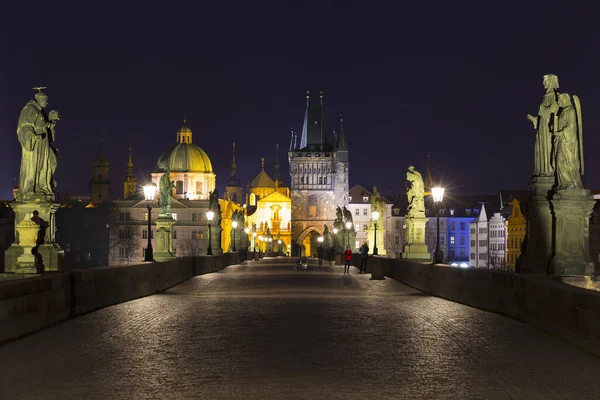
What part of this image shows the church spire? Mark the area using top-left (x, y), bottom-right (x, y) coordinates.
top-left (261, 157), bottom-right (265, 171)
top-left (299, 90), bottom-right (327, 149)
top-left (337, 114), bottom-right (348, 151)
top-left (274, 144), bottom-right (280, 188)
top-left (424, 152), bottom-right (434, 195)
top-left (126, 141), bottom-right (133, 174)
top-left (230, 142), bottom-right (237, 178)
top-left (123, 142), bottom-right (137, 199)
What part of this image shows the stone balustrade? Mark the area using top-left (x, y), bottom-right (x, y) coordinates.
top-left (354, 255), bottom-right (600, 355)
top-left (0, 253), bottom-right (244, 344)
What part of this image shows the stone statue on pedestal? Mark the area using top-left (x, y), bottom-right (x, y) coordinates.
top-left (403, 166), bottom-right (429, 260)
top-left (16, 87), bottom-right (59, 201)
top-left (520, 75), bottom-right (594, 277)
top-left (5, 88), bottom-right (64, 274)
top-left (159, 168), bottom-right (175, 215)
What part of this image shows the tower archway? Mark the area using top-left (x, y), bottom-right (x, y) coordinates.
top-left (295, 226), bottom-right (324, 257)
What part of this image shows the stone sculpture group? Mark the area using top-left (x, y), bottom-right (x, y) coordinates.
top-left (521, 74), bottom-right (593, 276)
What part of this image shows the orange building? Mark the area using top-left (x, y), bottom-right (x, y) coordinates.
top-left (506, 199), bottom-right (526, 271)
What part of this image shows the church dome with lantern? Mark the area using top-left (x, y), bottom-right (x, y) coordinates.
top-left (151, 120), bottom-right (216, 200)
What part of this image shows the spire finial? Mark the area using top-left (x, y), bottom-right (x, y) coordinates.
top-left (128, 141), bottom-right (133, 164)
top-left (231, 142), bottom-right (237, 177)
top-left (306, 90), bottom-right (310, 100)
top-left (261, 157), bottom-right (265, 170)
top-left (183, 116), bottom-right (187, 125)
top-left (99, 139), bottom-right (103, 154)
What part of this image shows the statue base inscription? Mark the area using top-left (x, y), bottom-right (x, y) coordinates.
top-left (403, 216), bottom-right (430, 261)
top-left (549, 189), bottom-right (595, 276)
top-left (4, 197), bottom-right (64, 274)
top-left (154, 214), bottom-right (176, 262)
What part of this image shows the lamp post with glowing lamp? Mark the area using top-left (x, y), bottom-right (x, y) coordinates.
top-left (231, 220), bottom-right (238, 252)
top-left (252, 231), bottom-right (257, 252)
top-left (143, 184), bottom-right (156, 262)
top-left (345, 221), bottom-right (352, 248)
top-left (244, 227), bottom-right (250, 250)
top-left (206, 211), bottom-right (214, 256)
top-left (432, 187), bottom-right (445, 264)
top-left (371, 210), bottom-right (380, 256)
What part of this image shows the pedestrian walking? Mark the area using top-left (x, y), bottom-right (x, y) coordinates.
top-left (343, 246), bottom-right (352, 274)
top-left (359, 242), bottom-right (369, 273)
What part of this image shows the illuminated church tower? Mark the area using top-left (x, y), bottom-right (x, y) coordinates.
top-left (90, 140), bottom-right (111, 203)
top-left (288, 91), bottom-right (349, 255)
top-left (123, 143), bottom-right (137, 199)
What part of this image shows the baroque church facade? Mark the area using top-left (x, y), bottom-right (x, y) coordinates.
top-left (288, 91), bottom-right (349, 256)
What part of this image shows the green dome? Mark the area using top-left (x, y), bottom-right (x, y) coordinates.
top-left (156, 142), bottom-right (213, 173)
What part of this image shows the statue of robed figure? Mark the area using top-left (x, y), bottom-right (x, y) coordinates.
top-left (527, 74), bottom-right (560, 177)
top-left (406, 166), bottom-right (425, 217)
top-left (159, 168), bottom-right (175, 215)
top-left (552, 93), bottom-right (584, 190)
top-left (16, 88), bottom-right (59, 200)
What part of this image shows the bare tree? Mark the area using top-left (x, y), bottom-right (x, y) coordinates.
top-left (176, 239), bottom-right (204, 257)
top-left (108, 220), bottom-right (141, 265)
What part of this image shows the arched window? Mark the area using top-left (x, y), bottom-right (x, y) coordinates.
top-left (250, 193), bottom-right (256, 206)
top-left (176, 180), bottom-right (184, 194)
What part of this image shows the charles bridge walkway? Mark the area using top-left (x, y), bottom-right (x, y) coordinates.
top-left (1, 257), bottom-right (600, 399)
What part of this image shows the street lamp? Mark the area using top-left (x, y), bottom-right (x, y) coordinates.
top-left (252, 231), bottom-right (257, 252)
top-left (143, 184), bottom-right (156, 262)
top-left (277, 239), bottom-right (282, 254)
top-left (372, 210), bottom-right (380, 256)
top-left (231, 220), bottom-right (238, 252)
top-left (268, 237), bottom-right (273, 252)
top-left (206, 210), bottom-right (214, 256)
top-left (244, 227), bottom-right (250, 250)
top-left (345, 221), bottom-right (352, 248)
top-left (432, 187), bottom-right (445, 264)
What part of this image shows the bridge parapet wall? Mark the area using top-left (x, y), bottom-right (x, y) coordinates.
top-left (358, 256), bottom-right (600, 355)
top-left (0, 253), bottom-right (242, 344)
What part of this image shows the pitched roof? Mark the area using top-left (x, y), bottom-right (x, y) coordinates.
top-left (249, 170), bottom-right (275, 188)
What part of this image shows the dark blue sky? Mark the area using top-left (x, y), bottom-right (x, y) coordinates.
top-left (3, 1), bottom-right (600, 200)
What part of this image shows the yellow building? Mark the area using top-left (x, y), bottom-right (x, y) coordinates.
top-left (245, 153), bottom-right (292, 254)
top-left (506, 199), bottom-right (526, 271)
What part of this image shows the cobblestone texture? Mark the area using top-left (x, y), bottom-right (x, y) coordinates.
top-left (1, 258), bottom-right (600, 399)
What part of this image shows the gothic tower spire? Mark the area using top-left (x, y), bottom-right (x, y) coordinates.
top-left (299, 90), bottom-right (328, 150)
top-left (274, 144), bottom-right (280, 188)
top-left (123, 142), bottom-right (137, 199)
top-left (231, 142), bottom-right (237, 178)
top-left (424, 152), bottom-right (434, 196)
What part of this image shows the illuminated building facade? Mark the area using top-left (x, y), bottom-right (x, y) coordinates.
top-left (506, 199), bottom-right (526, 271)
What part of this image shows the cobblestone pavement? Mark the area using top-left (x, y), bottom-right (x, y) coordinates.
top-left (1, 258), bottom-right (600, 400)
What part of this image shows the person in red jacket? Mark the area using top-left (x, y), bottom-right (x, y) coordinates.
top-left (343, 246), bottom-right (352, 274)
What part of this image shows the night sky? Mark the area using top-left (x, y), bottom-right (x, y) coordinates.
top-left (3, 1), bottom-right (600, 201)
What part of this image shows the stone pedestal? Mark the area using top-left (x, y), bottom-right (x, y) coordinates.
top-left (549, 189), bottom-right (595, 276)
top-left (211, 225), bottom-right (223, 256)
top-left (154, 214), bottom-right (176, 262)
top-left (4, 197), bottom-right (64, 274)
top-left (403, 216), bottom-right (430, 260)
top-left (519, 176), bottom-right (554, 274)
